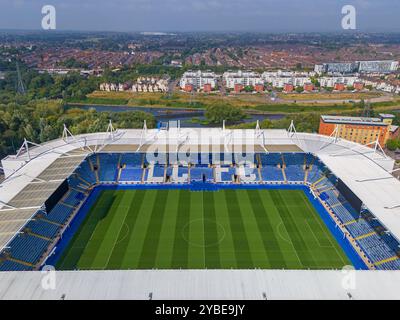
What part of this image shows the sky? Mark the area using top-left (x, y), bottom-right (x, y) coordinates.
top-left (0, 0), bottom-right (399, 32)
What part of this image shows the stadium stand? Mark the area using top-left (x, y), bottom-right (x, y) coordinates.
top-left (283, 153), bottom-right (306, 182)
top-left (216, 166), bottom-right (235, 183)
top-left (199, 153), bottom-right (213, 165)
top-left (259, 153), bottom-right (279, 166)
top-left (44, 203), bottom-right (75, 225)
top-left (190, 166), bottom-right (213, 183)
top-left (74, 160), bottom-right (97, 186)
top-left (313, 169), bottom-right (400, 270)
top-left (1, 151), bottom-right (400, 271)
top-left (169, 166), bottom-right (189, 183)
top-left (120, 168), bottom-right (143, 182)
top-left (120, 153), bottom-right (143, 167)
top-left (260, 166), bottom-right (284, 182)
top-left (236, 165), bottom-right (260, 183)
top-left (25, 219), bottom-right (60, 239)
top-left (0, 259), bottom-right (32, 271)
top-left (97, 154), bottom-right (119, 182)
top-left (6, 234), bottom-right (49, 265)
top-left (259, 153), bottom-right (285, 182)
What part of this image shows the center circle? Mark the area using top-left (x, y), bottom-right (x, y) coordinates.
top-left (181, 219), bottom-right (226, 247)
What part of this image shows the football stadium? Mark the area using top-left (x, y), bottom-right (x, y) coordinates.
top-left (0, 122), bottom-right (400, 299)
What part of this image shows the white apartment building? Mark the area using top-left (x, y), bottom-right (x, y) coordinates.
top-left (314, 65), bottom-right (324, 75)
top-left (262, 70), bottom-right (314, 79)
top-left (358, 60), bottom-right (399, 74)
top-left (223, 70), bottom-right (263, 89)
top-left (319, 76), bottom-right (360, 88)
top-left (314, 60), bottom-right (399, 75)
top-left (266, 77), bottom-right (311, 88)
top-left (261, 71), bottom-right (312, 88)
top-left (179, 70), bottom-right (218, 89)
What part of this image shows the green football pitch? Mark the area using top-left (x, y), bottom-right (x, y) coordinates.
top-left (56, 189), bottom-right (351, 270)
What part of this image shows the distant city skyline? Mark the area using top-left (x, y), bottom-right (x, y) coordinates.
top-left (0, 0), bottom-right (399, 32)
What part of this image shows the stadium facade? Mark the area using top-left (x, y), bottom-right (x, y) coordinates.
top-left (0, 125), bottom-right (400, 299)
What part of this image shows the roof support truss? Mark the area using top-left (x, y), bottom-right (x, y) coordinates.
top-left (255, 123), bottom-right (268, 153)
top-left (287, 120), bottom-right (301, 146)
top-left (62, 124), bottom-right (94, 153)
top-left (319, 125), bottom-right (339, 151)
top-left (15, 139), bottom-right (43, 161)
top-left (329, 137), bottom-right (386, 159)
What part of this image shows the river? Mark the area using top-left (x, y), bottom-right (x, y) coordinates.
top-left (66, 104), bottom-right (285, 128)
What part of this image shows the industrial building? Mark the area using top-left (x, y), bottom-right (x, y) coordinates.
top-left (319, 114), bottom-right (396, 146)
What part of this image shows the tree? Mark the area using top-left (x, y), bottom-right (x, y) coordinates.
top-left (311, 78), bottom-right (320, 87)
top-left (205, 104), bottom-right (245, 124)
top-left (386, 139), bottom-right (400, 151)
top-left (0, 99), bottom-right (156, 159)
top-left (244, 85), bottom-right (254, 93)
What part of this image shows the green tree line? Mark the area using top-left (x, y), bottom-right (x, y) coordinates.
top-left (0, 99), bottom-right (155, 159)
top-left (231, 113), bottom-right (321, 133)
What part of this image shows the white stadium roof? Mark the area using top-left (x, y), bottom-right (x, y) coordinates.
top-left (0, 127), bottom-right (399, 299)
top-left (0, 270), bottom-right (399, 300)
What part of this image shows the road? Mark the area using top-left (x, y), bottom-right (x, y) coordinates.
top-left (273, 92), bottom-right (396, 105)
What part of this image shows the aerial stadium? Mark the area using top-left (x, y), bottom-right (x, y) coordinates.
top-left (0, 121), bottom-right (400, 299)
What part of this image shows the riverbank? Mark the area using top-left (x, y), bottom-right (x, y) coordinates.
top-left (67, 102), bottom-right (203, 112)
top-left (68, 91), bottom-right (400, 116)
top-left (66, 103), bottom-right (285, 128)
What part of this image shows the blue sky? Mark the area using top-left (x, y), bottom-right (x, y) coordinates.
top-left (0, 0), bottom-right (399, 32)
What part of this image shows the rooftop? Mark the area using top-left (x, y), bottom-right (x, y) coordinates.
top-left (320, 115), bottom-right (388, 126)
top-left (0, 270), bottom-right (399, 300)
top-left (379, 113), bottom-right (396, 119)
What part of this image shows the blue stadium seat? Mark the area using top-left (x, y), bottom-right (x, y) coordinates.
top-left (233, 153), bottom-right (256, 165)
top-left (218, 166), bottom-right (235, 182)
top-left (285, 165), bottom-right (305, 182)
top-left (259, 153), bottom-right (282, 166)
top-left (260, 166), bottom-right (284, 182)
top-left (120, 168), bottom-right (143, 182)
top-left (120, 153), bottom-right (143, 167)
top-left (63, 190), bottom-right (82, 207)
top-left (8, 234), bottom-right (49, 264)
top-left (45, 203), bottom-right (74, 224)
top-left (197, 153), bottom-right (213, 165)
top-left (0, 260), bottom-right (32, 271)
top-left (98, 154), bottom-right (119, 182)
top-left (153, 165), bottom-right (165, 178)
top-left (74, 160), bottom-right (97, 185)
top-left (237, 165), bottom-right (260, 182)
top-left (283, 153), bottom-right (304, 166)
top-left (25, 219), bottom-right (60, 239)
top-left (190, 167), bottom-right (214, 182)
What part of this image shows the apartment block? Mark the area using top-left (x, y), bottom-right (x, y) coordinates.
top-left (180, 70), bottom-right (217, 91)
top-left (223, 70), bottom-right (263, 89)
